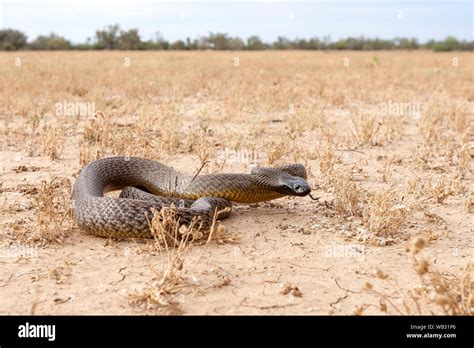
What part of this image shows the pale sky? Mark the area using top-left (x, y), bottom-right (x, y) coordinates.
top-left (0, 0), bottom-right (472, 43)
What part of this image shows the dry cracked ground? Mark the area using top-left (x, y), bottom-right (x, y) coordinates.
top-left (0, 51), bottom-right (473, 315)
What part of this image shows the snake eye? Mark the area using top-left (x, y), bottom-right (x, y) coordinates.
top-left (286, 179), bottom-right (311, 196)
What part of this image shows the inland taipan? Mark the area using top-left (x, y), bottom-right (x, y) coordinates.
top-left (72, 156), bottom-right (312, 238)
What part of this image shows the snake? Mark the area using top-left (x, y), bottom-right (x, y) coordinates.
top-left (72, 157), bottom-right (312, 238)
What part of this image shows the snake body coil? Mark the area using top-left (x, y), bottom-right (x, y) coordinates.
top-left (72, 157), bottom-right (311, 238)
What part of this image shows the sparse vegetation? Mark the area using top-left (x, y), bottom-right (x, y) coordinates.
top-left (0, 50), bottom-right (472, 315)
top-left (361, 237), bottom-right (473, 315)
top-left (1, 27), bottom-right (473, 51)
top-left (129, 208), bottom-right (198, 312)
top-left (7, 177), bottom-right (74, 245)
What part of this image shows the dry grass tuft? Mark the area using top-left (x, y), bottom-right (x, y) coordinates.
top-left (148, 206), bottom-right (204, 247)
top-left (318, 146), bottom-right (363, 217)
top-left (330, 169), bottom-right (364, 217)
top-left (350, 112), bottom-right (381, 147)
top-left (456, 141), bottom-right (472, 177)
top-left (423, 175), bottom-right (466, 204)
top-left (83, 111), bottom-right (111, 147)
top-left (34, 177), bottom-right (73, 244)
top-left (129, 208), bottom-right (197, 311)
top-left (264, 139), bottom-right (286, 165)
top-left (317, 145), bottom-right (340, 177)
top-left (129, 205), bottom-right (235, 312)
top-left (363, 238), bottom-right (473, 315)
top-left (362, 189), bottom-right (415, 238)
top-left (381, 155), bottom-right (393, 183)
top-left (42, 126), bottom-right (64, 160)
top-left (10, 177), bottom-right (73, 244)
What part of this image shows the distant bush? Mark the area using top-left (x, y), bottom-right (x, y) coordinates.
top-left (30, 33), bottom-right (71, 50)
top-left (206, 33), bottom-right (245, 50)
top-left (432, 36), bottom-right (460, 51)
top-left (95, 24), bottom-right (121, 50)
top-left (170, 40), bottom-right (187, 50)
top-left (426, 36), bottom-right (474, 51)
top-left (0, 26), bottom-right (472, 51)
top-left (0, 29), bottom-right (28, 50)
top-left (246, 36), bottom-right (266, 50)
top-left (118, 29), bottom-right (142, 50)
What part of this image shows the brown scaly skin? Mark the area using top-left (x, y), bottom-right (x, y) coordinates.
top-left (72, 157), bottom-right (311, 238)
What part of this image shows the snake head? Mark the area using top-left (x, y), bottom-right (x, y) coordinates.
top-left (281, 176), bottom-right (311, 196)
top-left (251, 167), bottom-right (311, 197)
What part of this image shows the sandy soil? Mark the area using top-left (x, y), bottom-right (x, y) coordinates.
top-left (0, 51), bottom-right (472, 315)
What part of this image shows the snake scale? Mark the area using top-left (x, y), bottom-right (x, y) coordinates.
top-left (72, 157), bottom-right (311, 238)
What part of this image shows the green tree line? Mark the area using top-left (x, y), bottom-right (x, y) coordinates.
top-left (1, 25), bottom-right (472, 51)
